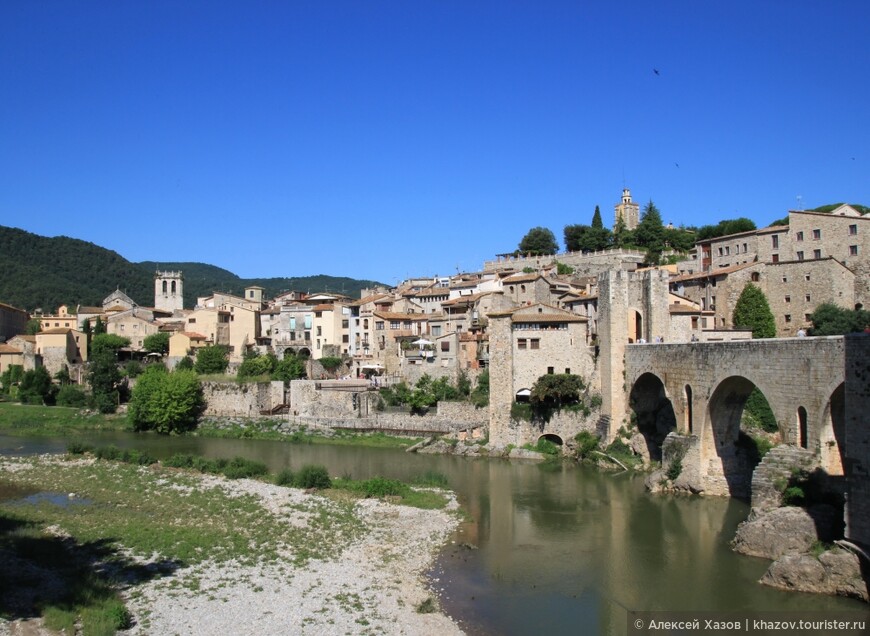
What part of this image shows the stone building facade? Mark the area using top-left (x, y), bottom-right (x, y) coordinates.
top-left (0, 301), bottom-right (28, 343)
top-left (154, 271), bottom-right (184, 313)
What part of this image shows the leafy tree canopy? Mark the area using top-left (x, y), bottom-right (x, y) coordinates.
top-left (808, 303), bottom-right (870, 336)
top-left (25, 319), bottom-right (41, 335)
top-left (518, 227), bottom-right (559, 255)
top-left (564, 224), bottom-right (610, 253)
top-left (194, 345), bottom-right (229, 375)
top-left (695, 218), bottom-right (757, 241)
top-left (237, 352), bottom-right (277, 379)
top-left (129, 367), bottom-right (205, 434)
top-left (591, 205), bottom-right (604, 229)
top-left (91, 333), bottom-right (131, 357)
top-left (272, 354), bottom-right (306, 382)
top-left (530, 373), bottom-right (586, 408)
top-left (143, 332), bottom-right (171, 355)
top-left (733, 283), bottom-right (776, 338)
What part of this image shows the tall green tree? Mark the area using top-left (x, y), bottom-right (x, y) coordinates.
top-left (732, 283), bottom-right (776, 338)
top-left (612, 215), bottom-right (630, 248)
top-left (518, 227), bottom-right (559, 255)
top-left (591, 205), bottom-right (604, 229)
top-left (93, 316), bottom-right (106, 335)
top-left (25, 318), bottom-right (42, 335)
top-left (634, 200), bottom-right (666, 264)
top-left (88, 348), bottom-right (123, 413)
top-left (91, 333), bottom-right (130, 357)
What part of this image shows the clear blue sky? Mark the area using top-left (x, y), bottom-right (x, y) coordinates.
top-left (2, 1), bottom-right (868, 285)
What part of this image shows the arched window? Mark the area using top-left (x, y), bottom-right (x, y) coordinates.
top-left (797, 406), bottom-right (808, 449)
top-left (171, 280), bottom-right (176, 294)
top-left (751, 272), bottom-right (761, 282)
top-left (162, 280), bottom-right (167, 293)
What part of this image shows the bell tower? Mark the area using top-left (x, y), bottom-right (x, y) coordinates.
top-left (614, 187), bottom-right (640, 230)
top-left (155, 270), bottom-right (184, 312)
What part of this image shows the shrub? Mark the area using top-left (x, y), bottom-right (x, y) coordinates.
top-left (67, 442), bottom-right (94, 455)
top-left (533, 438), bottom-right (561, 456)
top-left (221, 457), bottom-right (268, 480)
top-left (129, 368), bottom-right (205, 434)
top-left (95, 445), bottom-right (123, 461)
top-left (275, 468), bottom-right (295, 487)
top-left (574, 431), bottom-right (600, 459)
top-left (782, 486), bottom-right (805, 506)
top-left (665, 455), bottom-right (683, 481)
top-left (176, 356), bottom-right (194, 371)
top-left (123, 360), bottom-right (143, 378)
top-left (294, 464), bottom-right (332, 489)
top-left (56, 384), bottom-right (87, 407)
top-left (361, 476), bottom-right (407, 498)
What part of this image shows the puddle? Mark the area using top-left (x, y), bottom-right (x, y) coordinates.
top-left (7, 491), bottom-right (94, 509)
top-left (0, 480), bottom-right (39, 502)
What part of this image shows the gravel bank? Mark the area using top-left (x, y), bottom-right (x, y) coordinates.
top-left (120, 476), bottom-right (465, 635)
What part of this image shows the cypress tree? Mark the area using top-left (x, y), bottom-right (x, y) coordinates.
top-left (732, 283), bottom-right (776, 338)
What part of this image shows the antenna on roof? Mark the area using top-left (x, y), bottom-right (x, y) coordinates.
top-left (796, 194), bottom-right (803, 211)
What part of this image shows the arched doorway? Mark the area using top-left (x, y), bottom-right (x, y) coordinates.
top-left (796, 406), bottom-right (808, 449)
top-left (628, 310), bottom-right (643, 343)
top-left (629, 372), bottom-right (676, 461)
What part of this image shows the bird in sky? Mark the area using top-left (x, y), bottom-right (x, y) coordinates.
top-left (674, 162), bottom-right (680, 168)
top-left (653, 68), bottom-right (660, 76)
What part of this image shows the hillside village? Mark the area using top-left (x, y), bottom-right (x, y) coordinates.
top-left (2, 194), bottom-right (867, 392)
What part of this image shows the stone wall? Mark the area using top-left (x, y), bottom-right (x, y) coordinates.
top-left (202, 381), bottom-right (285, 417)
top-left (496, 409), bottom-right (600, 448)
top-left (482, 248), bottom-right (645, 274)
top-left (844, 333), bottom-right (870, 549)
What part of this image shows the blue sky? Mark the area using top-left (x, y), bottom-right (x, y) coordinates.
top-left (2, 1), bottom-right (868, 286)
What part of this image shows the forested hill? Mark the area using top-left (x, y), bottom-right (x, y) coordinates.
top-left (0, 226), bottom-right (384, 312)
top-left (0, 226), bottom-right (152, 312)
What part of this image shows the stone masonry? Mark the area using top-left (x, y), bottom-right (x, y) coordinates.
top-left (844, 333), bottom-right (870, 550)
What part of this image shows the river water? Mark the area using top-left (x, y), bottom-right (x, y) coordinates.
top-left (1, 432), bottom-right (866, 635)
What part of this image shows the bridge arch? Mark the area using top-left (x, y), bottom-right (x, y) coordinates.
top-left (628, 372), bottom-right (676, 461)
top-left (819, 383), bottom-right (846, 476)
top-left (704, 375), bottom-right (776, 499)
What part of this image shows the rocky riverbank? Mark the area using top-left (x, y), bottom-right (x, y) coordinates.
top-left (0, 454), bottom-right (465, 635)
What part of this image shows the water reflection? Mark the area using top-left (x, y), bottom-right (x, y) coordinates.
top-left (1, 433), bottom-right (867, 635)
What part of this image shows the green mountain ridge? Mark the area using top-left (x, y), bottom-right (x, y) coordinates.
top-left (0, 226), bottom-right (384, 312)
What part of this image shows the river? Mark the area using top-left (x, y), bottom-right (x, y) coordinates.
top-left (1, 432), bottom-right (867, 635)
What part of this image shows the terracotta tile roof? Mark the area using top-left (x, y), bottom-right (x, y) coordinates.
top-left (77, 306), bottom-right (103, 314)
top-left (181, 332), bottom-right (207, 340)
top-left (671, 262), bottom-right (756, 283)
top-left (669, 304), bottom-right (703, 314)
top-left (441, 292), bottom-right (489, 307)
top-left (312, 304), bottom-right (334, 311)
top-left (347, 293), bottom-right (389, 307)
top-left (373, 311), bottom-right (428, 321)
top-left (0, 343), bottom-right (22, 354)
top-left (511, 313), bottom-right (586, 324)
top-left (13, 335), bottom-right (37, 343)
top-left (503, 273), bottom-right (541, 283)
top-left (104, 305), bottom-right (127, 312)
top-left (39, 328), bottom-right (73, 335)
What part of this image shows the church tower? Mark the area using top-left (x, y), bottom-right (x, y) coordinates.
top-left (155, 271), bottom-right (184, 312)
top-left (614, 187), bottom-right (640, 231)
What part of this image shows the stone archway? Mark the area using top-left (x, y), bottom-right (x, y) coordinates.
top-left (705, 376), bottom-right (775, 499)
top-left (628, 372), bottom-right (676, 461)
top-left (819, 383), bottom-right (846, 476)
top-left (539, 433), bottom-right (563, 446)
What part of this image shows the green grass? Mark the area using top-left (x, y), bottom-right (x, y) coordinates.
top-left (196, 419), bottom-right (421, 449)
top-left (331, 475), bottom-right (449, 510)
top-left (0, 402), bottom-right (129, 436)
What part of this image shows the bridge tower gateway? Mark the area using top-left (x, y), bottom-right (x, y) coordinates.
top-left (599, 269), bottom-right (671, 442)
top-left (155, 270), bottom-right (184, 313)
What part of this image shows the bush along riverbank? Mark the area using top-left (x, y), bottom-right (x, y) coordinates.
top-left (0, 448), bottom-right (464, 635)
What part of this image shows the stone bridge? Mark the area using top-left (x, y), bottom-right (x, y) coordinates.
top-left (623, 336), bottom-right (846, 498)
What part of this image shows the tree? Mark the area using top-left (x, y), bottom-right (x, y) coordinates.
top-left (19, 366), bottom-right (56, 405)
top-left (518, 227), bottom-right (559, 255)
top-left (530, 373), bottom-right (585, 409)
top-left (25, 318), bottom-right (42, 335)
top-left (808, 303), bottom-right (870, 336)
top-left (696, 218), bottom-right (757, 241)
top-left (88, 347), bottom-right (122, 413)
top-left (194, 345), bottom-right (229, 375)
top-left (143, 332), bottom-right (171, 355)
top-left (272, 354), bottom-right (306, 382)
top-left (633, 200), bottom-right (666, 264)
top-left (129, 367), bottom-right (205, 434)
top-left (612, 215), bottom-right (630, 248)
top-left (93, 316), bottom-right (106, 335)
top-left (732, 283), bottom-right (776, 338)
top-left (237, 352), bottom-right (277, 379)
top-left (91, 333), bottom-right (130, 356)
top-left (591, 205), bottom-right (604, 229)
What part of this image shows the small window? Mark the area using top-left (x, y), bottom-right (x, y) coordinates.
top-left (796, 231), bottom-right (804, 241)
top-left (518, 339), bottom-right (527, 350)
top-left (530, 339), bottom-right (540, 350)
top-left (785, 295), bottom-right (791, 303)
top-left (805, 295), bottom-right (811, 302)
top-left (772, 235), bottom-right (779, 249)
top-left (782, 276), bottom-right (788, 283)
top-left (565, 368), bottom-right (571, 374)
top-left (785, 314), bottom-right (792, 323)
top-left (547, 366), bottom-right (554, 374)
top-left (751, 272), bottom-right (761, 282)
top-left (772, 254), bottom-right (779, 263)
top-left (805, 313), bottom-right (812, 321)
top-left (849, 224), bottom-right (858, 235)
top-left (805, 274), bottom-right (811, 281)
top-left (441, 341), bottom-right (450, 352)
top-left (850, 245), bottom-right (859, 256)
top-left (796, 251), bottom-right (804, 261)
top-left (743, 243), bottom-right (748, 253)
top-left (813, 229), bottom-right (821, 240)
top-left (813, 249), bottom-right (822, 259)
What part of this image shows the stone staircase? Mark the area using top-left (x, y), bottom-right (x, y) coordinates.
top-left (751, 445), bottom-right (817, 511)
